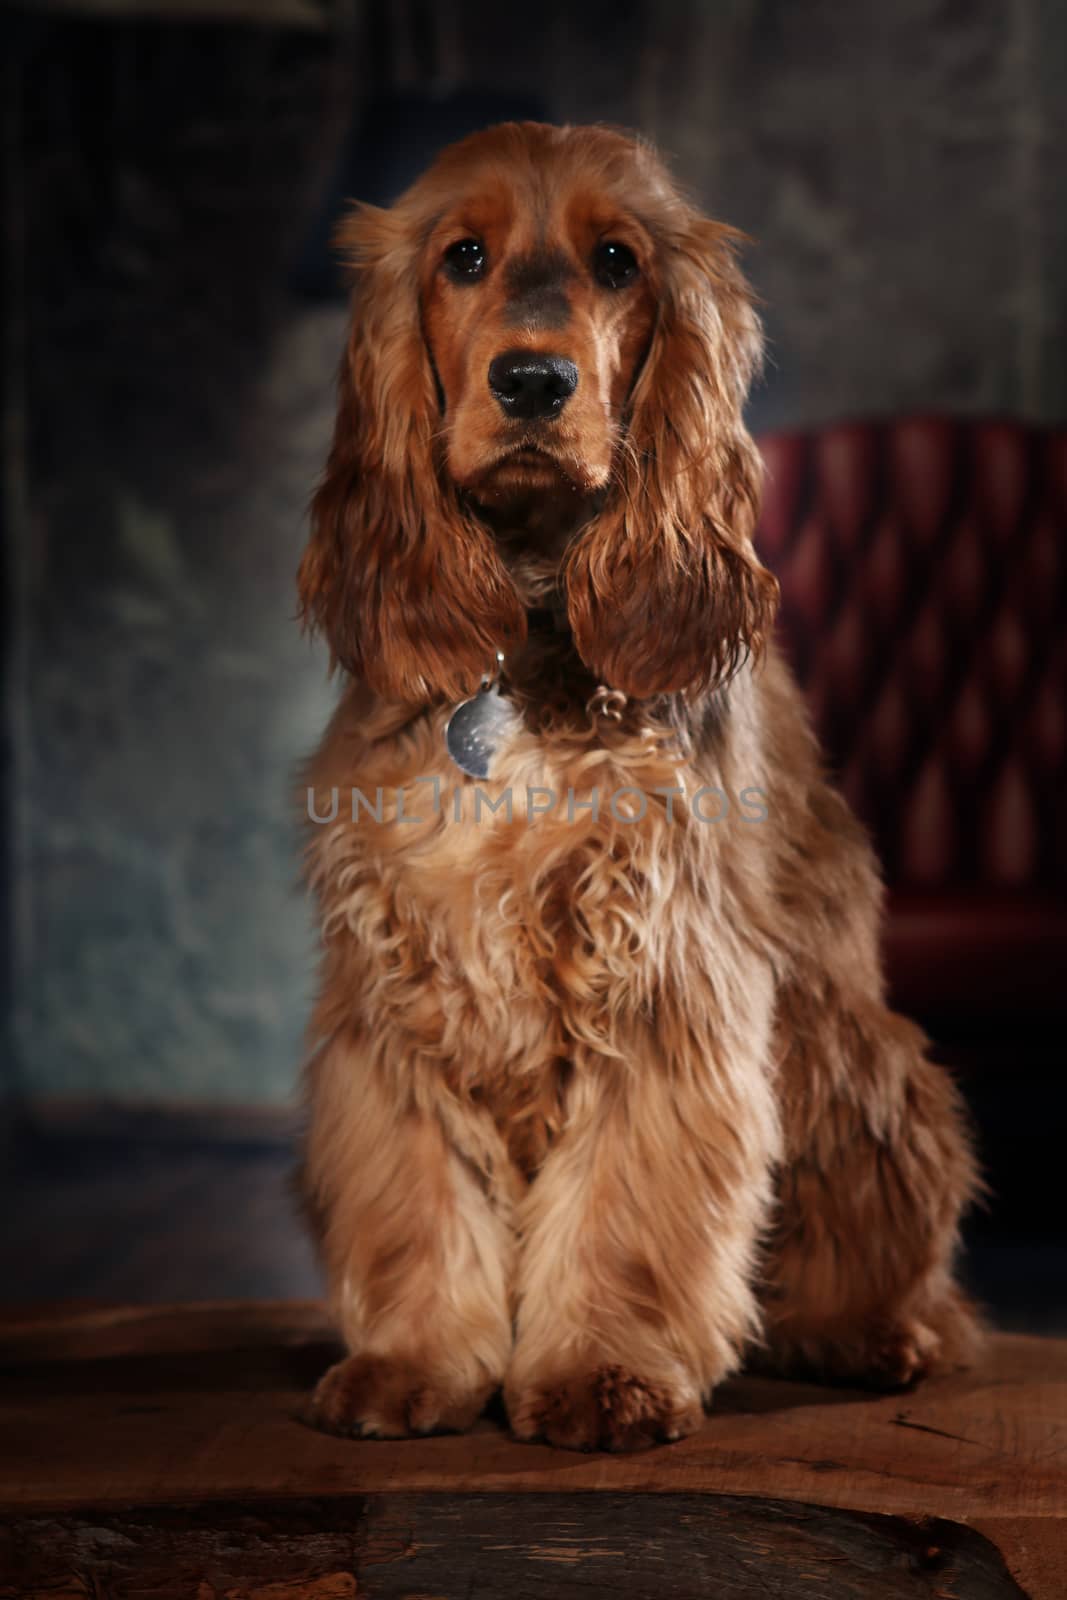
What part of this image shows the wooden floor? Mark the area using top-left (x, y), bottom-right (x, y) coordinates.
top-left (1, 1301), bottom-right (1064, 1597)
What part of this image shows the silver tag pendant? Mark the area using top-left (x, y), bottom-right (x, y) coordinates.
top-left (445, 684), bottom-right (516, 779)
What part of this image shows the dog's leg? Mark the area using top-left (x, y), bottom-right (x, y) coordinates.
top-left (505, 1011), bottom-right (779, 1451)
top-left (302, 1030), bottom-right (514, 1437)
top-left (761, 982), bottom-right (982, 1388)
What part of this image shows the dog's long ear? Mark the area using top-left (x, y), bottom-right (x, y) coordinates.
top-left (298, 205), bottom-right (525, 702)
top-left (565, 218), bottom-right (778, 700)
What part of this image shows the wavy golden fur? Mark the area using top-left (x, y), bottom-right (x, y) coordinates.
top-left (298, 122), bottom-right (979, 1451)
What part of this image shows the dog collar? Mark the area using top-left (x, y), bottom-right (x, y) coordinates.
top-left (443, 602), bottom-right (604, 779)
top-left (444, 652), bottom-right (517, 779)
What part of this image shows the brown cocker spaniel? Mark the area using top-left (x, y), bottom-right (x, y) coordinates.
top-left (298, 122), bottom-right (979, 1452)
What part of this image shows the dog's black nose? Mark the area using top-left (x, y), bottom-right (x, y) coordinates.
top-left (488, 351), bottom-right (579, 419)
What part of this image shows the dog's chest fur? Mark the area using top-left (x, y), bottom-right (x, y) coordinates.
top-left (306, 674), bottom-right (763, 1179)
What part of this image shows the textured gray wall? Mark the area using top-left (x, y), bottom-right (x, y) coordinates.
top-left (10, 21), bottom-right (343, 1105)
top-left (16, 313), bottom-right (341, 1103)
top-left (9, 2), bottom-right (1067, 1105)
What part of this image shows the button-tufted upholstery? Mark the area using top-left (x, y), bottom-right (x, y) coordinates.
top-left (757, 419), bottom-right (1067, 1019)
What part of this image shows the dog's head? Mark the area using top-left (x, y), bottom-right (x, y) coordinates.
top-left (299, 122), bottom-right (778, 702)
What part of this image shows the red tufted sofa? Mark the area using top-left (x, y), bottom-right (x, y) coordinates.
top-left (756, 418), bottom-right (1067, 1025)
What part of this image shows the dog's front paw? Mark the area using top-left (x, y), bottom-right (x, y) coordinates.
top-left (506, 1364), bottom-right (703, 1452)
top-left (306, 1354), bottom-right (491, 1439)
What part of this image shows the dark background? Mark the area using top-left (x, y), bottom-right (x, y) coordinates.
top-left (1, 1), bottom-right (1064, 1327)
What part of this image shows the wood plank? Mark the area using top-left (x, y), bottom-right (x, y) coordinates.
top-left (0, 1495), bottom-right (1035, 1599)
top-left (0, 1303), bottom-right (1064, 1522)
top-left (972, 1518), bottom-right (1067, 1600)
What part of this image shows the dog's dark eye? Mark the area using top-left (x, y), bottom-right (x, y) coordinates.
top-left (594, 240), bottom-right (639, 289)
top-left (443, 238), bottom-right (487, 282)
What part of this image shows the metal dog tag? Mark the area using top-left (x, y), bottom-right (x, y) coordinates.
top-left (445, 685), bottom-right (516, 779)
